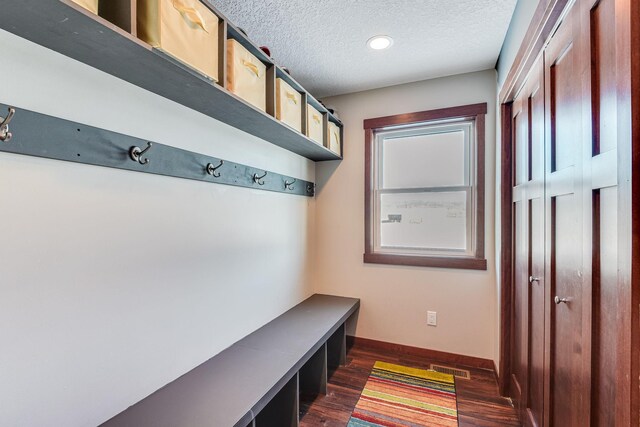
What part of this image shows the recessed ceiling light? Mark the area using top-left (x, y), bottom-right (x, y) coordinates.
top-left (367, 35), bottom-right (393, 50)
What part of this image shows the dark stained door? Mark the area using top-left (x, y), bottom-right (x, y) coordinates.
top-left (544, 5), bottom-right (589, 426)
top-left (526, 56), bottom-right (546, 427)
top-left (510, 79), bottom-right (529, 419)
top-left (510, 54), bottom-right (545, 427)
top-left (505, 0), bottom-right (639, 424)
top-left (585, 0), bottom-right (622, 423)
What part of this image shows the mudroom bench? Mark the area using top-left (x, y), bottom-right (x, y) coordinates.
top-left (102, 294), bottom-right (360, 427)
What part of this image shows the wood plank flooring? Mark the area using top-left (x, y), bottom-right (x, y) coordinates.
top-left (299, 341), bottom-right (520, 427)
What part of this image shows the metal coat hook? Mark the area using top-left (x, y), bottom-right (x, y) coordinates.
top-left (284, 179), bottom-right (296, 191)
top-left (0, 107), bottom-right (16, 142)
top-left (206, 160), bottom-right (224, 178)
top-left (130, 142), bottom-right (153, 165)
top-left (253, 171), bottom-right (267, 185)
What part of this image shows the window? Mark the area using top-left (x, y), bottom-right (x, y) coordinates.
top-left (364, 103), bottom-right (487, 270)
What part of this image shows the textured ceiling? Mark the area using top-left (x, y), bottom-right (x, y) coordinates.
top-left (212, 0), bottom-right (518, 97)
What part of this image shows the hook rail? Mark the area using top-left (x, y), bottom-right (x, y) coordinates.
top-left (0, 104), bottom-right (315, 197)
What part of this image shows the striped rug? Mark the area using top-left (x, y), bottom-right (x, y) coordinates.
top-left (347, 361), bottom-right (458, 427)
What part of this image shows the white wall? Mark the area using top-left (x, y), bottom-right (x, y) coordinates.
top-left (0, 30), bottom-right (315, 426)
top-left (315, 70), bottom-right (498, 362)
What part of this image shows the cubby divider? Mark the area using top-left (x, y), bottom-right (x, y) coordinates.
top-left (301, 92), bottom-right (309, 137)
top-left (254, 374), bottom-right (299, 427)
top-left (327, 115), bottom-right (344, 158)
top-left (98, 0), bottom-right (136, 35)
top-left (322, 113), bottom-right (331, 154)
top-left (327, 323), bottom-right (347, 373)
top-left (299, 343), bottom-right (328, 398)
top-left (266, 66), bottom-right (277, 118)
top-left (217, 19), bottom-right (228, 88)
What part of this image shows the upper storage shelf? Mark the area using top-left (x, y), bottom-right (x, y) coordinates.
top-left (0, 0), bottom-right (343, 161)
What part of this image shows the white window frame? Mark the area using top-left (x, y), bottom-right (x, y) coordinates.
top-left (372, 119), bottom-right (478, 257)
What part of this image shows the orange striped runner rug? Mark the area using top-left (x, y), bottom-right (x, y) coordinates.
top-left (347, 361), bottom-right (458, 427)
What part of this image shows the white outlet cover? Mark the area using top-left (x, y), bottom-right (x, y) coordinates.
top-left (427, 311), bottom-right (437, 326)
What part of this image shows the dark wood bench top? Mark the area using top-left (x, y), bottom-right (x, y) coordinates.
top-left (101, 294), bottom-right (360, 427)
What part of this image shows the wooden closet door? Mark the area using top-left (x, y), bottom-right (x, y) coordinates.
top-left (543, 4), bottom-right (590, 426)
top-left (510, 81), bottom-right (530, 420)
top-left (502, 0), bottom-right (639, 423)
top-left (510, 55), bottom-right (545, 427)
top-left (583, 0), bottom-right (622, 423)
top-left (527, 56), bottom-right (546, 427)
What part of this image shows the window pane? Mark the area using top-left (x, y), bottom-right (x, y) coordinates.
top-left (379, 191), bottom-right (467, 251)
top-left (382, 130), bottom-right (466, 189)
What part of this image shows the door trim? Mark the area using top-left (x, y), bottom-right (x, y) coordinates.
top-left (499, 0), bottom-right (571, 104)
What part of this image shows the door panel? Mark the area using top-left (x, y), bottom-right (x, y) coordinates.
top-left (548, 47), bottom-right (580, 172)
top-left (515, 102), bottom-right (529, 186)
top-left (528, 196), bottom-right (545, 427)
top-left (510, 54), bottom-right (546, 427)
top-left (526, 57), bottom-right (546, 427)
top-left (511, 198), bottom-right (528, 415)
top-left (549, 195), bottom-right (584, 426)
top-left (530, 77), bottom-right (545, 184)
top-left (510, 48), bottom-right (547, 424)
top-left (589, 0), bottom-right (617, 156)
top-left (588, 0), bottom-right (620, 423)
top-left (511, 95), bottom-right (529, 416)
top-left (590, 188), bottom-right (617, 426)
top-left (545, 5), bottom-right (588, 426)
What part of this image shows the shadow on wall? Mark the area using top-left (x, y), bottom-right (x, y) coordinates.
top-left (315, 160), bottom-right (341, 194)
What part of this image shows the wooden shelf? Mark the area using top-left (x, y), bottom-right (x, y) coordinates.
top-left (0, 0), bottom-right (343, 162)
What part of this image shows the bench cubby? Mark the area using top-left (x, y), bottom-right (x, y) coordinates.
top-left (299, 343), bottom-right (328, 399)
top-left (327, 323), bottom-right (347, 373)
top-left (100, 294), bottom-right (359, 426)
top-left (254, 374), bottom-right (299, 427)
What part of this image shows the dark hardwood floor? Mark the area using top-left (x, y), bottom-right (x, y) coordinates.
top-left (299, 340), bottom-right (520, 427)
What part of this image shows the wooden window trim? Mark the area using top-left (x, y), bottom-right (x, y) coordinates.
top-left (363, 103), bottom-right (487, 270)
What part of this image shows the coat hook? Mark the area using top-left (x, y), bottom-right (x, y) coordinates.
top-left (284, 179), bottom-right (296, 191)
top-left (130, 142), bottom-right (153, 165)
top-left (0, 107), bottom-right (16, 142)
top-left (206, 160), bottom-right (224, 178)
top-left (253, 171), bottom-right (267, 185)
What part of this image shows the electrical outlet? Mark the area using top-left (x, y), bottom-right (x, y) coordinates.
top-left (427, 311), bottom-right (437, 326)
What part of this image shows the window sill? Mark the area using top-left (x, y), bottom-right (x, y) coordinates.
top-left (363, 253), bottom-right (487, 270)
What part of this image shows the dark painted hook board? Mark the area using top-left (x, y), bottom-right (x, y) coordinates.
top-left (0, 104), bottom-right (315, 197)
